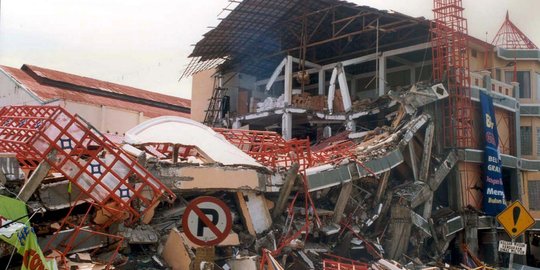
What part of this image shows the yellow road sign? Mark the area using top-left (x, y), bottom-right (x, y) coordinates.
top-left (496, 201), bottom-right (536, 239)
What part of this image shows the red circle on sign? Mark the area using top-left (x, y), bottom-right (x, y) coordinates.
top-left (182, 196), bottom-right (232, 246)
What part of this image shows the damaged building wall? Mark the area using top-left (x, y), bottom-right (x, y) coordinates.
top-left (457, 162), bottom-right (483, 210)
top-left (64, 101), bottom-right (147, 134)
top-left (0, 69), bottom-right (41, 106)
top-left (1, 1), bottom-right (539, 269)
top-left (192, 68), bottom-right (217, 123)
top-left (0, 64), bottom-right (191, 135)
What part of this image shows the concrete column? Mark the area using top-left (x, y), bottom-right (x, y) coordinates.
top-left (464, 213), bottom-right (479, 257)
top-left (273, 164), bottom-right (299, 219)
top-left (318, 70), bottom-right (325, 96)
top-left (345, 119), bottom-right (355, 132)
top-left (410, 67), bottom-right (416, 85)
top-left (385, 204), bottom-right (412, 259)
top-left (350, 77), bottom-right (357, 98)
top-left (480, 70), bottom-right (492, 91)
top-left (378, 56), bottom-right (386, 96)
top-left (419, 123), bottom-right (435, 182)
top-left (511, 81), bottom-right (523, 201)
top-left (408, 143), bottom-right (419, 181)
top-left (18, 154), bottom-right (54, 202)
top-left (283, 56), bottom-right (294, 140)
top-left (479, 229), bottom-right (499, 266)
top-left (374, 172), bottom-right (390, 206)
top-left (282, 113), bottom-right (292, 140)
top-left (332, 181), bottom-right (353, 224)
top-left (284, 55), bottom-right (293, 105)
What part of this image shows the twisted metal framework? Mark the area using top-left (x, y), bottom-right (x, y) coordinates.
top-left (0, 106), bottom-right (176, 268)
top-left (214, 128), bottom-right (313, 170)
top-left (431, 0), bottom-right (474, 148)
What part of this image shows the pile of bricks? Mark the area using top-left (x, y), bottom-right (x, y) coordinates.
top-left (292, 92), bottom-right (327, 111)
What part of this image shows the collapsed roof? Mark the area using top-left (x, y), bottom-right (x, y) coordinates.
top-left (182, 0), bottom-right (430, 79)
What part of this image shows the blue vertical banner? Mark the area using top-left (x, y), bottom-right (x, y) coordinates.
top-left (480, 91), bottom-right (506, 216)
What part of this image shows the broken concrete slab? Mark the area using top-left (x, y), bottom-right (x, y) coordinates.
top-left (235, 191), bottom-right (272, 235)
top-left (18, 156), bottom-right (53, 202)
top-left (273, 163), bottom-right (299, 218)
top-left (161, 228), bottom-right (194, 270)
top-left (118, 224), bottom-right (160, 244)
top-left (38, 179), bottom-right (89, 210)
top-left (148, 164), bottom-right (271, 192)
top-left (226, 255), bottom-right (259, 270)
top-left (389, 83), bottom-right (448, 114)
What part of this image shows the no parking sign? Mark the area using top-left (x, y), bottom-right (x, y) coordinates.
top-left (182, 196), bottom-right (232, 246)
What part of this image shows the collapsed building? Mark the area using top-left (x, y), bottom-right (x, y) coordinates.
top-left (0, 0), bottom-right (539, 269)
top-left (185, 0), bottom-right (540, 268)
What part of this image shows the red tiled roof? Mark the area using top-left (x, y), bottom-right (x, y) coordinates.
top-left (1, 65), bottom-right (190, 118)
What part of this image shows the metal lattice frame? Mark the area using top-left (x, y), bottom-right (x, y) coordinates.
top-left (322, 254), bottom-right (369, 270)
top-left (0, 106), bottom-right (176, 224)
top-left (492, 11), bottom-right (538, 49)
top-left (214, 128), bottom-right (313, 170)
top-left (431, 0), bottom-right (474, 148)
top-left (311, 140), bottom-right (357, 165)
top-left (44, 201), bottom-right (124, 269)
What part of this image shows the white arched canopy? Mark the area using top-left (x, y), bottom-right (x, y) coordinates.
top-left (125, 116), bottom-right (262, 167)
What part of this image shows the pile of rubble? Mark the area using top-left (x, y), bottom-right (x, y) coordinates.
top-left (0, 83), bottom-right (495, 269)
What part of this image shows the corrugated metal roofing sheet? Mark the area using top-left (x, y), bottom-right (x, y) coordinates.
top-left (1, 65), bottom-right (190, 118)
top-left (181, 0), bottom-right (428, 78)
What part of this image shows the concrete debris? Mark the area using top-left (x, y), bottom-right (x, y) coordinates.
top-left (0, 82), bottom-right (508, 269)
top-left (124, 116), bottom-right (262, 167)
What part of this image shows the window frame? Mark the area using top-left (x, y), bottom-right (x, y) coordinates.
top-left (504, 70), bottom-right (531, 99)
top-left (528, 180), bottom-right (540, 211)
top-left (521, 126), bottom-right (533, 155)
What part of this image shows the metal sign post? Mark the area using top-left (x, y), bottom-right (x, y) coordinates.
top-left (508, 238), bottom-right (515, 270)
top-left (496, 201), bottom-right (536, 269)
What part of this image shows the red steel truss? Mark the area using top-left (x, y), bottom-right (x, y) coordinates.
top-left (142, 142), bottom-right (196, 161)
top-left (492, 11), bottom-right (538, 49)
top-left (323, 254), bottom-right (369, 270)
top-left (311, 140), bottom-right (357, 165)
top-left (44, 201), bottom-right (125, 268)
top-left (0, 106), bottom-right (175, 224)
top-left (431, 0), bottom-right (474, 148)
top-left (214, 128), bottom-right (313, 170)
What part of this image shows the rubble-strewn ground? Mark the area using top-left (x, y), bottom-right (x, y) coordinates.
top-left (0, 83), bottom-right (511, 269)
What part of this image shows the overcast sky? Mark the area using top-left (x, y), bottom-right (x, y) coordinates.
top-left (1, 0), bottom-right (538, 100)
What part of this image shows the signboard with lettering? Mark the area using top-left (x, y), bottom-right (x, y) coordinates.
top-left (0, 195), bottom-right (57, 270)
top-left (498, 240), bottom-right (527, 255)
top-left (480, 92), bottom-right (506, 216)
